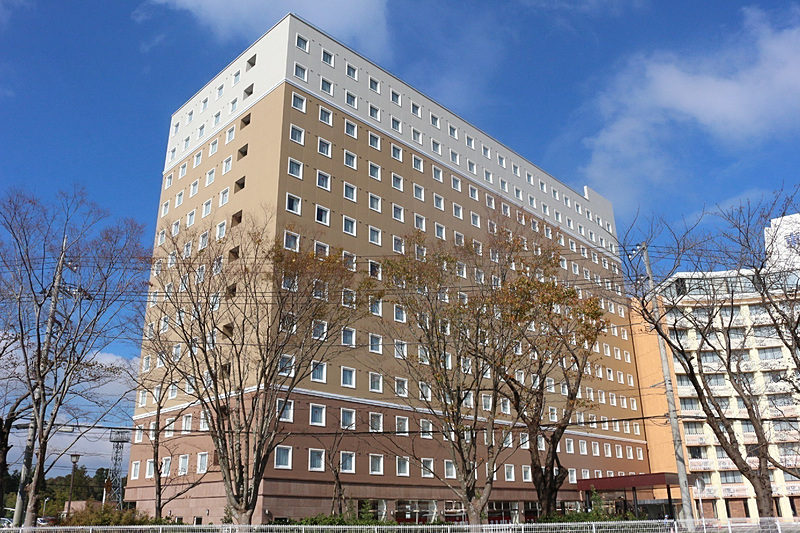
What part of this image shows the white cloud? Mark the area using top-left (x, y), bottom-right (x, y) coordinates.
top-left (580, 6), bottom-right (800, 216)
top-left (145, 0), bottom-right (391, 61)
top-left (520, 0), bottom-right (646, 16)
top-left (0, 0), bottom-right (27, 28)
top-left (139, 32), bottom-right (166, 53)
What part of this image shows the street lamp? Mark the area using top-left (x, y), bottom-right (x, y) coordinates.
top-left (43, 497), bottom-right (50, 518)
top-left (66, 454), bottom-right (81, 516)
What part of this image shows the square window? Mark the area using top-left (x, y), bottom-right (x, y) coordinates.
top-left (295, 34), bottom-right (308, 52)
top-left (322, 49), bottom-right (334, 66)
top-left (346, 63), bottom-right (358, 79)
top-left (289, 125), bottom-right (304, 144)
top-left (392, 204), bottom-right (404, 222)
top-left (345, 120), bottom-right (357, 138)
top-left (293, 63), bottom-right (307, 81)
top-left (341, 367), bottom-right (355, 388)
top-left (341, 327), bottom-right (355, 347)
top-left (319, 107), bottom-right (332, 125)
top-left (397, 456), bottom-right (410, 476)
top-left (394, 340), bottom-right (407, 359)
top-left (277, 399), bottom-right (294, 422)
top-left (421, 458), bottom-right (434, 478)
top-left (317, 171), bottom-right (331, 190)
top-left (368, 226), bottom-right (381, 245)
top-left (308, 449), bottom-right (324, 472)
top-left (318, 138), bottom-right (331, 157)
top-left (392, 173), bottom-right (403, 191)
top-left (369, 333), bottom-right (382, 354)
top-left (344, 151), bottom-right (356, 169)
top-left (275, 445), bottom-right (292, 469)
top-left (342, 216), bottom-right (356, 236)
top-left (291, 93), bottom-right (306, 112)
top-left (340, 451), bottom-right (355, 473)
top-left (321, 78), bottom-right (333, 96)
top-left (369, 77), bottom-right (380, 93)
top-left (287, 158), bottom-right (302, 178)
top-left (369, 162), bottom-right (381, 181)
top-left (369, 132), bottom-right (381, 150)
top-left (369, 454), bottom-right (383, 475)
top-left (343, 182), bottom-right (356, 201)
top-left (278, 354), bottom-right (294, 376)
top-left (311, 361), bottom-right (327, 382)
top-left (369, 372), bottom-right (383, 393)
top-left (309, 404), bottom-right (326, 426)
top-left (315, 205), bottom-right (330, 225)
top-left (340, 408), bottom-right (355, 430)
top-left (286, 193), bottom-right (301, 215)
top-left (369, 104), bottom-right (380, 119)
top-left (392, 145), bottom-right (403, 161)
top-left (369, 193), bottom-right (381, 212)
top-left (345, 91), bottom-right (357, 108)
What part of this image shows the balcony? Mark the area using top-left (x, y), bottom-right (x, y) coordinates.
top-left (688, 458), bottom-right (713, 471)
top-left (779, 455), bottom-right (800, 468)
top-left (717, 458), bottom-right (735, 470)
top-left (685, 434), bottom-right (709, 446)
top-left (721, 484), bottom-right (750, 498)
top-left (758, 359), bottom-right (788, 371)
top-left (694, 485), bottom-right (718, 498)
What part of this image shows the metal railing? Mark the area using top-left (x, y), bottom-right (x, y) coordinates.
top-left (8, 520), bottom-right (800, 533)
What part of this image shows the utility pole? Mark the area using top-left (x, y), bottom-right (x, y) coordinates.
top-left (631, 241), bottom-right (694, 522)
top-left (12, 234), bottom-right (68, 527)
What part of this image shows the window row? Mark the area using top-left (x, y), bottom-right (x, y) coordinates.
top-left (130, 451), bottom-right (209, 480)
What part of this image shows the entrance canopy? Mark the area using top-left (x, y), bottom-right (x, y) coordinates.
top-left (576, 472), bottom-right (682, 519)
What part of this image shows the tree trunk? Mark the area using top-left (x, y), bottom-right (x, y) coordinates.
top-left (23, 454), bottom-right (45, 527)
top-left (466, 501), bottom-right (482, 525)
top-left (330, 470), bottom-right (344, 516)
top-left (750, 470), bottom-right (775, 518)
top-left (538, 485), bottom-right (559, 517)
top-left (234, 506), bottom-right (254, 525)
top-left (154, 473), bottom-right (163, 519)
top-left (0, 425), bottom-right (9, 517)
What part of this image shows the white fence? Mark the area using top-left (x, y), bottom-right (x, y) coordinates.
top-left (11, 520), bottom-right (800, 533)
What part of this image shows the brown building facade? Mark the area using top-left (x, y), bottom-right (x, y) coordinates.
top-left (126, 14), bottom-right (650, 524)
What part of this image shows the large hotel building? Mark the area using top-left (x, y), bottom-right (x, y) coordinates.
top-left (126, 14), bottom-right (649, 524)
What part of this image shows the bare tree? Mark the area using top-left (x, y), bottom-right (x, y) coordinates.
top-left (379, 226), bottom-right (603, 523)
top-left (131, 358), bottom-right (208, 520)
top-left (142, 212), bottom-right (375, 524)
top-left (504, 261), bottom-right (607, 517)
top-left (626, 192), bottom-right (800, 518)
top-left (0, 187), bottom-right (148, 526)
top-left (0, 332), bottom-right (30, 515)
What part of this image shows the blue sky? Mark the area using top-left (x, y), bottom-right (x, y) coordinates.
top-left (2, 0), bottom-right (800, 472)
top-left (2, 1), bottom-right (800, 232)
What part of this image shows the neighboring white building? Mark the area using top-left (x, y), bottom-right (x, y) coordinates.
top-left (637, 214), bottom-right (800, 521)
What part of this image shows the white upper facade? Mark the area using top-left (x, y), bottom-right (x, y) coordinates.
top-left (162, 14), bottom-right (619, 258)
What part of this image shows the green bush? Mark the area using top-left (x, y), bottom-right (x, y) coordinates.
top-left (61, 504), bottom-right (170, 526)
top-left (292, 513), bottom-right (396, 526)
